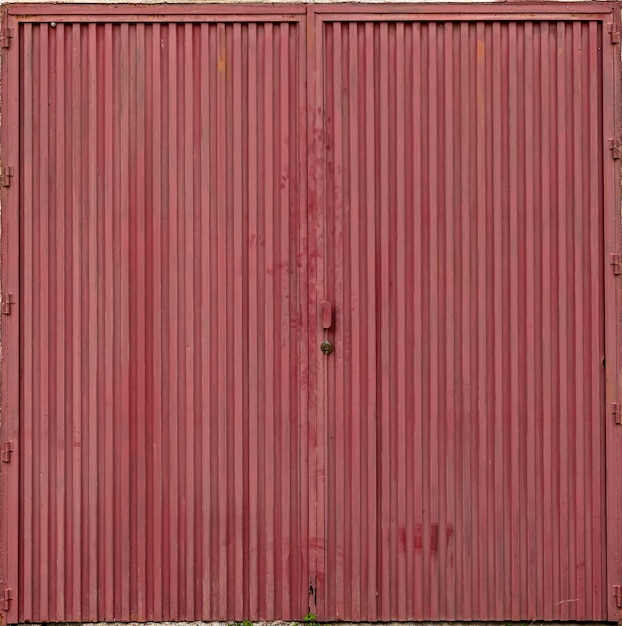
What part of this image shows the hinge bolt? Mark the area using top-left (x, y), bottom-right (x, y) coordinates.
top-left (1, 293), bottom-right (15, 315)
top-left (609, 138), bottom-right (622, 159)
top-left (0, 588), bottom-right (13, 613)
top-left (0, 28), bottom-right (12, 49)
top-left (1, 440), bottom-right (13, 463)
top-left (0, 165), bottom-right (13, 187)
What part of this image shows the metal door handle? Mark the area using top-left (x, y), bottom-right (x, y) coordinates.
top-left (320, 301), bottom-right (334, 354)
top-left (320, 340), bottom-right (334, 355)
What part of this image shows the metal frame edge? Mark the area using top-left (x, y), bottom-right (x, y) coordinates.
top-left (304, 3), bottom-right (322, 616)
top-left (0, 4), bottom-right (619, 623)
top-left (0, 7), bottom-right (20, 625)
top-left (604, 2), bottom-right (622, 622)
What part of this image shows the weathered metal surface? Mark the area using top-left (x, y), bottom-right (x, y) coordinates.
top-left (309, 7), bottom-right (619, 622)
top-left (1, 4), bottom-right (621, 625)
top-left (12, 14), bottom-right (308, 623)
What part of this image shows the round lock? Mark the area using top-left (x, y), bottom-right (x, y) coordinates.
top-left (320, 340), bottom-right (334, 355)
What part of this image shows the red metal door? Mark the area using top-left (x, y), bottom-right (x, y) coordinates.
top-left (309, 6), bottom-right (621, 622)
top-left (2, 9), bottom-right (310, 622)
top-left (2, 5), bottom-right (622, 625)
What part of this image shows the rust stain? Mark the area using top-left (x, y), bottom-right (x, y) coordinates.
top-left (217, 21), bottom-right (226, 75)
top-left (217, 55), bottom-right (226, 75)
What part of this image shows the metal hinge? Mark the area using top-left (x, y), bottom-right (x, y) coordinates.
top-left (1, 440), bottom-right (13, 463)
top-left (609, 136), bottom-right (622, 159)
top-left (0, 588), bottom-right (13, 612)
top-left (611, 403), bottom-right (622, 425)
top-left (614, 585), bottom-right (622, 608)
top-left (0, 28), bottom-right (12, 48)
top-left (609, 22), bottom-right (621, 43)
top-left (1, 293), bottom-right (14, 315)
top-left (0, 165), bottom-right (13, 187)
top-left (610, 253), bottom-right (622, 275)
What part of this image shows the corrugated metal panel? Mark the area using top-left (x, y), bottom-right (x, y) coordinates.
top-left (313, 15), bottom-right (610, 622)
top-left (2, 5), bottom-right (621, 625)
top-left (17, 17), bottom-right (308, 622)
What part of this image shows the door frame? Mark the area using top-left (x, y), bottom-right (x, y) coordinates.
top-left (0, 6), bottom-right (20, 624)
top-left (0, 3), bottom-right (620, 623)
top-left (601, 4), bottom-right (622, 622)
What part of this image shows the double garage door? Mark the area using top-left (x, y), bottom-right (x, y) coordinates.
top-left (1, 3), bottom-right (622, 623)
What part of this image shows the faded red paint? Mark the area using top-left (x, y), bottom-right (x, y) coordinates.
top-left (3, 9), bottom-right (309, 622)
top-left (0, 3), bottom-right (621, 624)
top-left (308, 5), bottom-right (621, 622)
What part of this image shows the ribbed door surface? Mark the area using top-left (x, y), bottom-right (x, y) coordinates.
top-left (17, 17), bottom-right (308, 622)
top-left (313, 15), bottom-right (610, 622)
top-left (3, 6), bottom-right (621, 625)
